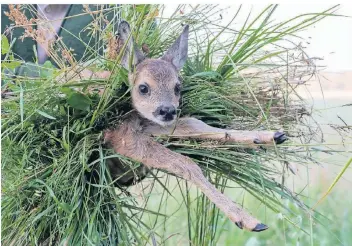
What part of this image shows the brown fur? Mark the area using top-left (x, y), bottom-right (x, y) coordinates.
top-left (129, 59), bottom-right (180, 126)
top-left (144, 117), bottom-right (280, 146)
top-left (104, 114), bottom-right (262, 230)
top-left (103, 21), bottom-right (287, 231)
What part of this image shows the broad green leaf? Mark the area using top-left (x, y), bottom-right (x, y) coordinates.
top-left (1, 34), bottom-right (9, 54)
top-left (42, 60), bottom-right (54, 68)
top-left (40, 61), bottom-right (56, 78)
top-left (67, 92), bottom-right (92, 111)
top-left (135, 4), bottom-right (149, 13)
top-left (60, 87), bottom-right (75, 96)
top-left (1, 61), bottom-right (21, 70)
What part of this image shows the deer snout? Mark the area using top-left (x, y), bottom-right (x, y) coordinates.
top-left (154, 105), bottom-right (177, 122)
top-left (158, 106), bottom-right (176, 116)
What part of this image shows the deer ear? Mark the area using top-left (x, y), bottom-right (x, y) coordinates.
top-left (117, 20), bottom-right (145, 70)
top-left (161, 25), bottom-right (189, 71)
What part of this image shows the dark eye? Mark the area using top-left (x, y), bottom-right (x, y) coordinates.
top-left (174, 84), bottom-right (181, 96)
top-left (139, 84), bottom-right (149, 95)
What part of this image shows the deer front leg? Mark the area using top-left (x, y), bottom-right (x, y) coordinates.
top-left (144, 117), bottom-right (287, 146)
top-left (56, 68), bottom-right (111, 84)
top-left (104, 126), bottom-right (268, 232)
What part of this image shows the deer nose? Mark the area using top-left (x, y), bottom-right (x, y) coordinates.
top-left (158, 106), bottom-right (176, 116)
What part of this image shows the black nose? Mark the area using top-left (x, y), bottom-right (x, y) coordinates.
top-left (158, 106), bottom-right (176, 116)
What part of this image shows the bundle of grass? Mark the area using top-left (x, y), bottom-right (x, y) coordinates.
top-left (1, 4), bottom-right (343, 245)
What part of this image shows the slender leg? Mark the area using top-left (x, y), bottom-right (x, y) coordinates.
top-left (55, 68), bottom-right (111, 95)
top-left (144, 117), bottom-right (287, 146)
top-left (104, 123), bottom-right (268, 231)
top-left (56, 68), bottom-right (111, 83)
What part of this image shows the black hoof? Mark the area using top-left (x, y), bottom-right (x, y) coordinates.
top-left (274, 132), bottom-right (287, 144)
top-left (252, 223), bottom-right (269, 232)
top-left (235, 221), bottom-right (243, 229)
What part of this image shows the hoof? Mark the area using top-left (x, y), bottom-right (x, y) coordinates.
top-left (274, 132), bottom-right (287, 144)
top-left (252, 223), bottom-right (269, 232)
top-left (235, 221), bottom-right (243, 229)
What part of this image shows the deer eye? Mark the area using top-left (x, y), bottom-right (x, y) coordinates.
top-left (139, 84), bottom-right (149, 95)
top-left (174, 84), bottom-right (181, 96)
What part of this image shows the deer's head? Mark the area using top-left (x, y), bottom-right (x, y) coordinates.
top-left (117, 21), bottom-right (189, 126)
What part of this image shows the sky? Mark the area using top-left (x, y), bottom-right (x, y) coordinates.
top-left (163, 4), bottom-right (352, 72)
top-left (255, 4), bottom-right (352, 72)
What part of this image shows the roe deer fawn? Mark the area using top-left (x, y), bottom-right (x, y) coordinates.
top-left (104, 20), bottom-right (287, 232)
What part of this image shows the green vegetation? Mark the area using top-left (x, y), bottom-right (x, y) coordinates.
top-left (1, 4), bottom-right (350, 245)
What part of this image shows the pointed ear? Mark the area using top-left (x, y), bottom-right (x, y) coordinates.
top-left (117, 20), bottom-right (145, 70)
top-left (161, 25), bottom-right (189, 71)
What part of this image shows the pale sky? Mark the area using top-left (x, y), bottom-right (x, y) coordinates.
top-left (163, 4), bottom-right (352, 72)
top-left (251, 4), bottom-right (352, 72)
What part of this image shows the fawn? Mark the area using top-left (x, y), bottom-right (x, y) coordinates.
top-left (103, 20), bottom-right (287, 232)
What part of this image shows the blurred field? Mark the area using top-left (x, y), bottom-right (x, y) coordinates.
top-left (296, 70), bottom-right (352, 190)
